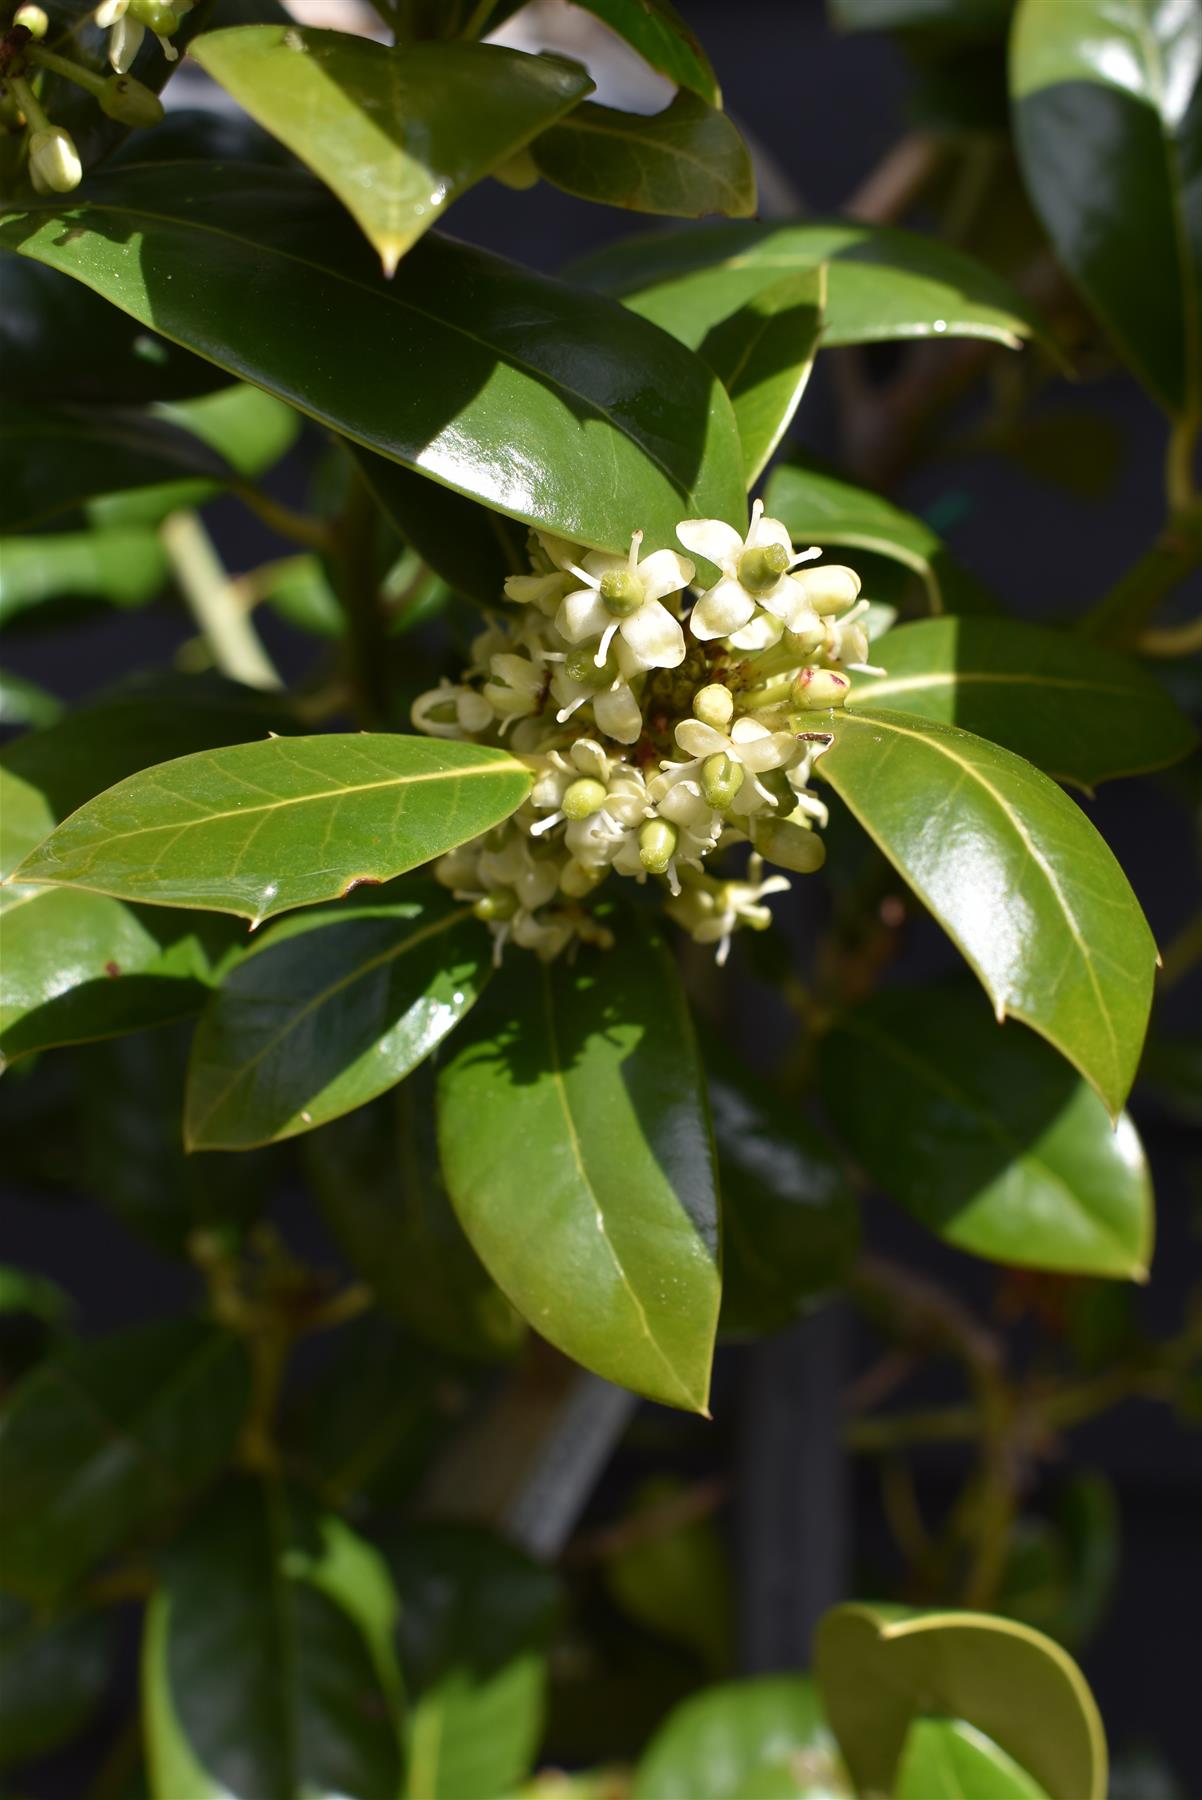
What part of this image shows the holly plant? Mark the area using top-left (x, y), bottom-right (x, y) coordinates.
top-left (1, 0), bottom-right (1200, 1795)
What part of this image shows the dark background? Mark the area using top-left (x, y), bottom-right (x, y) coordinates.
top-left (4, 0), bottom-right (1200, 1792)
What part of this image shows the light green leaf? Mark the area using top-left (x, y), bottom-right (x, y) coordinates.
top-left (191, 30), bottom-right (593, 273)
top-left (531, 92), bottom-right (755, 219)
top-left (437, 916), bottom-right (721, 1411)
top-left (815, 707), bottom-right (1158, 1117)
top-left (12, 734), bottom-right (532, 925)
top-left (820, 984), bottom-right (1153, 1278)
top-left (0, 669), bottom-right (62, 729)
top-left (2, 166), bottom-right (747, 554)
top-left (306, 1076), bottom-right (524, 1361)
top-left (815, 1603), bottom-right (1107, 1800)
top-left (571, 0), bottom-right (720, 103)
top-left (699, 268), bottom-right (825, 486)
top-left (143, 1479), bottom-right (404, 1800)
top-left (633, 1674), bottom-right (849, 1800)
top-left (571, 218), bottom-right (1049, 352)
top-left (0, 1319), bottom-right (250, 1604)
top-left (1011, 0), bottom-right (1202, 417)
top-left (896, 1718), bottom-right (1050, 1799)
top-left (0, 1596), bottom-right (115, 1766)
top-left (385, 1524), bottom-right (560, 1800)
top-left (185, 892), bottom-right (489, 1148)
top-left (764, 461), bottom-right (998, 613)
top-left (851, 616), bottom-right (1198, 788)
top-left (0, 530), bottom-right (167, 628)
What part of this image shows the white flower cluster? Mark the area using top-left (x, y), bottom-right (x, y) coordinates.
top-left (413, 502), bottom-right (881, 965)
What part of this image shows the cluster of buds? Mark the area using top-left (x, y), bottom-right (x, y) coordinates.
top-left (1, 0), bottom-right (169, 197)
top-left (413, 501), bottom-right (881, 965)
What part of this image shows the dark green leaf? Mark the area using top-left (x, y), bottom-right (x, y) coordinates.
top-left (0, 1595), bottom-right (115, 1766)
top-left (191, 31), bottom-right (593, 273)
top-left (2, 166), bottom-right (747, 554)
top-left (710, 1068), bottom-right (859, 1339)
top-left (0, 400), bottom-right (232, 534)
top-left (1012, 0), bottom-right (1202, 416)
top-left (605, 1478), bottom-right (733, 1674)
top-left (0, 529), bottom-right (168, 629)
top-left (13, 734), bottom-right (532, 924)
top-left (632, 1674), bottom-right (848, 1799)
top-left (531, 92), bottom-right (755, 219)
top-left (895, 1718), bottom-right (1050, 1799)
top-left (998, 1475), bottom-right (1120, 1651)
top-left (570, 0), bottom-right (720, 103)
top-left (815, 1603), bottom-right (1106, 1800)
top-left (764, 462), bottom-right (998, 614)
top-left (385, 1524), bottom-right (559, 1800)
top-left (821, 984), bottom-right (1152, 1278)
top-left (306, 1076), bottom-right (524, 1360)
top-left (143, 1479), bottom-right (404, 1800)
top-left (0, 1319), bottom-right (250, 1603)
top-left (699, 269), bottom-right (825, 487)
top-left (815, 707), bottom-right (1158, 1117)
top-left (353, 447), bottom-right (527, 605)
top-left (185, 892), bottom-right (489, 1148)
top-left (851, 617), bottom-right (1198, 787)
top-left (831, 0), bottom-right (1012, 29)
top-left (570, 218), bottom-right (1048, 352)
top-left (0, 1265), bottom-right (73, 1386)
top-left (437, 917), bottom-right (720, 1411)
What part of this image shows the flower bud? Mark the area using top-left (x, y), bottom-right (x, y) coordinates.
top-left (99, 72), bottom-right (164, 124)
top-left (639, 818), bottom-right (678, 874)
top-left (792, 667), bottom-right (850, 710)
top-left (473, 888), bottom-right (518, 923)
top-left (790, 564), bottom-right (861, 617)
top-left (700, 752), bottom-right (744, 811)
top-left (14, 4), bottom-right (49, 36)
top-left (599, 567), bottom-right (644, 617)
top-left (753, 817), bottom-right (826, 874)
top-left (785, 618), bottom-right (825, 657)
top-left (562, 777), bottom-right (608, 820)
top-left (28, 125), bottom-right (81, 193)
top-left (493, 147), bottom-right (539, 190)
top-left (693, 682), bottom-right (734, 730)
top-left (737, 541), bottom-right (790, 595)
top-left (560, 858), bottom-right (604, 899)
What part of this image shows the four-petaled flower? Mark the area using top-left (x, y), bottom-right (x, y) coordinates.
top-left (555, 530), bottom-right (693, 673)
top-left (677, 500), bottom-right (820, 641)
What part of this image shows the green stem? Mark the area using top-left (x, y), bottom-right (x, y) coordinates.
top-left (1075, 504), bottom-right (1202, 645)
top-left (8, 72), bottom-right (52, 132)
top-left (1160, 907), bottom-right (1202, 991)
top-left (29, 43), bottom-right (105, 94)
top-left (233, 481), bottom-right (337, 554)
top-left (160, 510), bottom-right (282, 691)
top-left (1167, 413), bottom-right (1199, 514)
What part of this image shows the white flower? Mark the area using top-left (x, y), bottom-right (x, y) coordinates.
top-left (549, 639), bottom-right (644, 744)
top-left (678, 500), bottom-right (819, 641)
top-left (95, 0), bottom-right (191, 70)
top-left (670, 713), bottom-right (799, 814)
top-left (482, 652), bottom-right (545, 729)
top-left (820, 598), bottom-right (883, 672)
top-left (667, 857), bottom-right (792, 966)
top-left (555, 529), bottom-right (692, 673)
top-left (411, 680), bottom-right (494, 739)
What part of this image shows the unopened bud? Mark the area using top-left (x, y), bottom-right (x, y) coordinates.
top-left (700, 752), bottom-right (744, 811)
top-left (793, 667), bottom-right (850, 711)
top-left (14, 4), bottom-right (49, 36)
top-left (693, 682), bottom-right (734, 730)
top-left (493, 147), bottom-right (539, 190)
top-left (560, 858), bottom-right (604, 900)
top-left (790, 564), bottom-right (861, 617)
top-left (473, 888), bottom-right (518, 923)
top-left (99, 72), bottom-right (164, 124)
top-left (28, 125), bottom-right (81, 193)
top-left (562, 777), bottom-right (608, 820)
top-left (737, 541), bottom-right (789, 595)
top-left (753, 817), bottom-right (826, 874)
top-left (639, 818), bottom-right (678, 874)
top-left (599, 568), bottom-right (644, 617)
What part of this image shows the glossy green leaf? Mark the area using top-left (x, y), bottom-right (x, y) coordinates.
top-left (0, 1595), bottom-right (115, 1766)
top-left (385, 1524), bottom-right (559, 1800)
top-left (192, 31), bottom-right (592, 273)
top-left (710, 1067), bottom-right (859, 1339)
top-left (2, 166), bottom-right (747, 554)
top-left (571, 0), bottom-right (720, 102)
top-left (531, 92), bottom-right (755, 219)
top-left (0, 530), bottom-right (167, 628)
top-left (0, 1319), bottom-right (250, 1603)
top-left (699, 269), bottom-right (825, 486)
top-left (143, 1478), bottom-right (404, 1800)
top-left (437, 917), bottom-right (721, 1411)
top-left (306, 1076), bottom-right (524, 1360)
top-left (353, 447), bottom-right (527, 605)
top-left (815, 707), bottom-right (1158, 1116)
top-left (851, 617), bottom-right (1198, 788)
top-left (1012, 0), bottom-right (1202, 416)
top-left (0, 670), bottom-right (62, 729)
top-left (821, 984), bottom-right (1153, 1277)
top-left (896, 1719), bottom-right (1050, 1799)
top-left (13, 734), bottom-right (532, 925)
top-left (0, 399), bottom-right (231, 534)
top-left (815, 1604), bottom-right (1107, 1800)
top-left (186, 892), bottom-right (488, 1149)
top-left (605, 1477), bottom-right (733, 1673)
top-left (633, 1674), bottom-right (848, 1800)
top-left (764, 462), bottom-right (998, 614)
top-left (571, 218), bottom-right (1048, 352)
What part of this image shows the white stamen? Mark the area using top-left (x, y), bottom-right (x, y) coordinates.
top-left (595, 621), bottom-right (620, 668)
